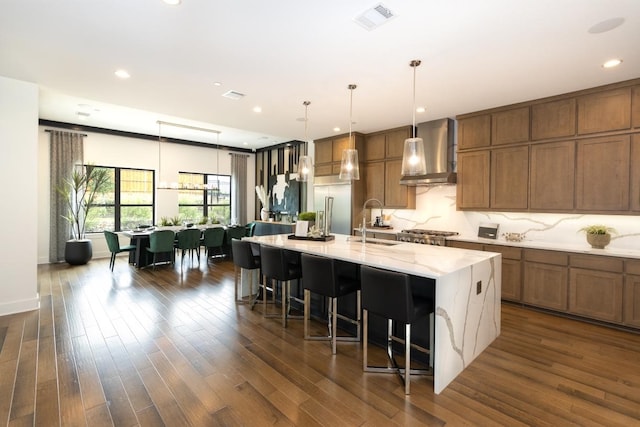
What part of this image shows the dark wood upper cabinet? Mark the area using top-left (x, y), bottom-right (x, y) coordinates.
top-left (577, 88), bottom-right (631, 135)
top-left (364, 133), bottom-right (385, 161)
top-left (458, 115), bottom-right (491, 149)
top-left (457, 150), bottom-right (490, 209)
top-left (490, 146), bottom-right (529, 209)
top-left (531, 98), bottom-right (576, 140)
top-left (530, 141), bottom-right (575, 210)
top-left (491, 107), bottom-right (529, 145)
top-left (632, 85), bottom-right (640, 129)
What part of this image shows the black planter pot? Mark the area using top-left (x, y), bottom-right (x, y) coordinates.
top-left (65, 239), bottom-right (93, 265)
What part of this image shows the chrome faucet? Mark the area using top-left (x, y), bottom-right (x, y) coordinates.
top-left (361, 198), bottom-right (383, 242)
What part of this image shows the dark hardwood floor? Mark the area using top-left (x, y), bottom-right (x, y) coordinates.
top-left (1, 256), bottom-right (639, 426)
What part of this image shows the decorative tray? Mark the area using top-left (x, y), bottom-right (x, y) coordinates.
top-left (287, 234), bottom-right (335, 241)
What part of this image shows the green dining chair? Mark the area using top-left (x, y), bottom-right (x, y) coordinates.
top-left (245, 222), bottom-right (256, 237)
top-left (146, 230), bottom-right (175, 269)
top-left (202, 227), bottom-right (225, 260)
top-left (103, 230), bottom-right (136, 271)
top-left (176, 228), bottom-right (202, 268)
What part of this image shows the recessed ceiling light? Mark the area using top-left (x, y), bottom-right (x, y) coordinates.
top-left (114, 69), bottom-right (130, 79)
top-left (163, 0), bottom-right (181, 5)
top-left (416, 107), bottom-right (426, 113)
top-left (333, 127), bottom-right (341, 132)
top-left (253, 106), bottom-right (262, 113)
top-left (603, 58), bottom-right (623, 68)
top-left (243, 142), bottom-right (248, 146)
top-left (213, 81), bottom-right (222, 86)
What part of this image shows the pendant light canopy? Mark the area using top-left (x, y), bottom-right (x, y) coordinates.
top-left (401, 60), bottom-right (427, 176)
top-left (297, 100), bottom-right (312, 182)
top-left (339, 84), bottom-right (360, 181)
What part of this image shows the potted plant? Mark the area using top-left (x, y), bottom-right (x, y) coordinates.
top-left (56, 164), bottom-right (111, 265)
top-left (579, 224), bottom-right (616, 249)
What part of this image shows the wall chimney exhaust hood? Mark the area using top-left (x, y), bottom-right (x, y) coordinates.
top-left (399, 118), bottom-right (457, 186)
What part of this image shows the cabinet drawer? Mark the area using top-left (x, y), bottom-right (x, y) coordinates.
top-left (314, 163), bottom-right (333, 176)
top-left (524, 249), bottom-right (567, 265)
top-left (448, 241), bottom-right (483, 251)
top-left (484, 244), bottom-right (521, 260)
top-left (570, 254), bottom-right (623, 273)
top-left (626, 259), bottom-right (640, 275)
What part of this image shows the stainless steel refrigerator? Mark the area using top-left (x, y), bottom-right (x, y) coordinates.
top-left (313, 175), bottom-right (353, 235)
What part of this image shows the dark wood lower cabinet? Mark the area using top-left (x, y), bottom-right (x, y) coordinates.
top-left (523, 262), bottom-right (568, 311)
top-left (569, 268), bottom-right (623, 323)
top-left (624, 274), bottom-right (640, 328)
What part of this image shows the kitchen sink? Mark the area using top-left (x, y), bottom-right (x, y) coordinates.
top-left (348, 236), bottom-right (400, 246)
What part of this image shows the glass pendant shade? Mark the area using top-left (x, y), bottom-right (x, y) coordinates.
top-left (339, 148), bottom-right (360, 180)
top-left (401, 137), bottom-right (427, 176)
top-left (297, 154), bottom-right (312, 182)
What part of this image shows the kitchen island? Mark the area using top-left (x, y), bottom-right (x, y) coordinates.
top-left (245, 233), bottom-right (501, 394)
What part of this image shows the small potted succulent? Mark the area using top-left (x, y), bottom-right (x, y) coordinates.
top-left (579, 224), bottom-right (616, 249)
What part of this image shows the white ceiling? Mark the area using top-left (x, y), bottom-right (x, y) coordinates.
top-left (1, 0), bottom-right (639, 149)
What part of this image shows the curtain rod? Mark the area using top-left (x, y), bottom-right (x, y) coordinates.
top-left (156, 120), bottom-right (220, 134)
top-left (45, 129), bottom-right (88, 137)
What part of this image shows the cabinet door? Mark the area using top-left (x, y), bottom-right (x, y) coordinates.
top-left (631, 135), bottom-right (640, 211)
top-left (577, 88), bottom-right (631, 135)
top-left (523, 262), bottom-right (568, 310)
top-left (332, 136), bottom-right (351, 162)
top-left (624, 274), bottom-right (640, 328)
top-left (501, 258), bottom-right (522, 302)
top-left (569, 268), bottom-right (623, 323)
top-left (364, 161), bottom-right (385, 203)
top-left (576, 135), bottom-right (630, 211)
top-left (458, 115), bottom-right (490, 149)
top-left (385, 128), bottom-right (411, 159)
top-left (364, 134), bottom-right (385, 161)
top-left (384, 159), bottom-right (415, 208)
top-left (490, 146), bottom-right (529, 209)
top-left (531, 98), bottom-right (576, 140)
top-left (314, 139), bottom-right (333, 164)
top-left (530, 141), bottom-right (575, 210)
top-left (314, 164), bottom-right (333, 176)
top-left (633, 86), bottom-right (640, 129)
top-left (491, 107), bottom-right (530, 145)
top-left (457, 151), bottom-right (490, 209)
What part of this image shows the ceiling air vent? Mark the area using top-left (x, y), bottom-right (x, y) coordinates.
top-left (222, 90), bottom-right (245, 100)
top-left (354, 3), bottom-right (396, 31)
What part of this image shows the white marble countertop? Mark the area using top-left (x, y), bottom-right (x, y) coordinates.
top-left (245, 233), bottom-right (499, 279)
top-left (449, 235), bottom-right (640, 260)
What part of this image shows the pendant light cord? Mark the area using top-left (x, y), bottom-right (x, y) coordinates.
top-left (410, 59), bottom-right (421, 139)
top-left (303, 100), bottom-right (310, 155)
top-left (348, 84), bottom-right (356, 148)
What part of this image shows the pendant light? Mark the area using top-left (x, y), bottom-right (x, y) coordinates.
top-left (339, 84), bottom-right (360, 181)
top-left (297, 101), bottom-right (312, 182)
top-left (401, 60), bottom-right (427, 176)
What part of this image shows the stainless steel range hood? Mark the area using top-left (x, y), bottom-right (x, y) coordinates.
top-left (399, 118), bottom-right (457, 186)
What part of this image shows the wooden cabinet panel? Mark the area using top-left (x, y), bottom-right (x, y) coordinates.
top-left (577, 88), bottom-right (631, 135)
top-left (524, 249), bottom-right (567, 265)
top-left (576, 135), bottom-right (630, 211)
top-left (314, 163), bottom-right (333, 176)
top-left (523, 261), bottom-right (568, 310)
top-left (530, 141), bottom-right (575, 210)
top-left (491, 107), bottom-right (530, 145)
top-left (531, 98), bottom-right (576, 140)
top-left (501, 258), bottom-right (522, 302)
top-left (364, 161), bottom-right (384, 203)
top-left (332, 136), bottom-right (351, 161)
top-left (570, 254), bottom-right (623, 273)
top-left (483, 244), bottom-right (522, 260)
top-left (384, 159), bottom-right (414, 208)
top-left (624, 275), bottom-right (640, 327)
top-left (631, 135), bottom-right (640, 211)
top-left (364, 134), bottom-right (385, 161)
top-left (633, 86), bottom-right (640, 128)
top-left (448, 241), bottom-right (483, 251)
top-left (569, 268), bottom-right (623, 323)
top-left (385, 128), bottom-right (411, 158)
top-left (458, 115), bottom-right (490, 149)
top-left (457, 151), bottom-right (490, 209)
top-left (315, 139), bottom-right (333, 164)
top-left (490, 146), bottom-right (529, 209)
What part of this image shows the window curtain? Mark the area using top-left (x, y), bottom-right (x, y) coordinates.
top-left (230, 153), bottom-right (249, 225)
top-left (49, 130), bottom-right (84, 262)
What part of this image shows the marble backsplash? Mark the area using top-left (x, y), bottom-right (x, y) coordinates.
top-left (371, 185), bottom-right (640, 251)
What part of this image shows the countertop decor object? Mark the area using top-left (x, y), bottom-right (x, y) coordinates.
top-left (503, 232), bottom-right (526, 242)
top-left (579, 224), bottom-right (616, 249)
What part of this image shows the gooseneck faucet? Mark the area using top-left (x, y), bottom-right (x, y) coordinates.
top-left (361, 198), bottom-right (383, 241)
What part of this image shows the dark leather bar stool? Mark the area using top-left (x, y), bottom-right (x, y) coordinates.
top-left (360, 265), bottom-right (434, 395)
top-left (259, 245), bottom-right (303, 327)
top-left (231, 239), bottom-right (261, 304)
top-left (300, 253), bottom-right (361, 354)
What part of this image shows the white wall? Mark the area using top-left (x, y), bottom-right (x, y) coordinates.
top-left (37, 128), bottom-right (255, 264)
top-left (0, 76), bottom-right (39, 316)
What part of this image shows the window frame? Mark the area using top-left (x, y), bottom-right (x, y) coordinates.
top-left (178, 171), bottom-right (231, 223)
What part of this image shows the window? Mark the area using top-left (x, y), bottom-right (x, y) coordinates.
top-left (87, 166), bottom-right (155, 232)
top-left (178, 172), bottom-right (231, 224)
